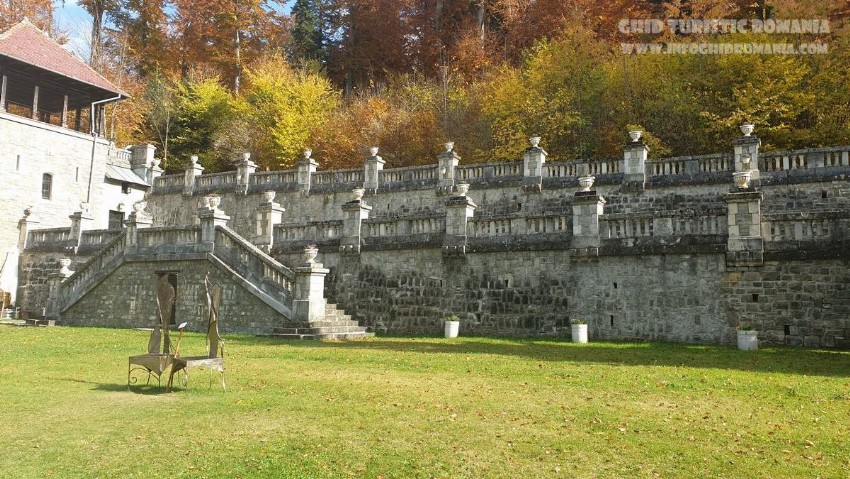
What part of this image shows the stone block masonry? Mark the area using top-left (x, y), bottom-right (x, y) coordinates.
top-left (21, 126), bottom-right (850, 348)
top-left (61, 258), bottom-right (296, 334)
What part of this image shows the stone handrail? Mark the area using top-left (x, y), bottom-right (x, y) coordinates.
top-left (156, 145), bottom-right (850, 195)
top-left (60, 231), bottom-right (127, 311)
top-left (195, 171), bottom-right (238, 188)
top-left (761, 211), bottom-right (850, 241)
top-left (380, 164), bottom-right (437, 184)
top-left (214, 225), bottom-right (295, 306)
top-left (137, 226), bottom-right (201, 249)
top-left (601, 213), bottom-right (728, 238)
top-left (313, 168), bottom-right (363, 185)
top-left (154, 173), bottom-right (184, 188)
top-left (115, 148), bottom-right (132, 163)
top-left (274, 221), bottom-right (343, 242)
top-left (80, 229), bottom-right (123, 246)
top-left (252, 170), bottom-right (298, 186)
top-left (361, 214), bottom-right (446, 238)
top-left (28, 227), bottom-right (71, 247)
top-left (760, 146), bottom-right (850, 172)
top-left (456, 161), bottom-right (522, 182)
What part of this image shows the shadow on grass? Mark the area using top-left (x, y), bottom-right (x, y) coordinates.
top-left (247, 336), bottom-right (850, 378)
top-left (48, 376), bottom-right (174, 395)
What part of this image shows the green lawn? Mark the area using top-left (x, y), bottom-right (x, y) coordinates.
top-left (0, 326), bottom-right (848, 478)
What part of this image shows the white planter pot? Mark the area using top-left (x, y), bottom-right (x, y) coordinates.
top-left (444, 320), bottom-right (460, 338)
top-left (571, 324), bottom-right (588, 343)
top-left (737, 330), bottom-right (758, 351)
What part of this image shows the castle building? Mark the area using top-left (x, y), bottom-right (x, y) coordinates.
top-left (0, 20), bottom-right (149, 305)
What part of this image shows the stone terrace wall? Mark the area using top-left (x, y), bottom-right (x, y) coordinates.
top-left (61, 258), bottom-right (294, 334)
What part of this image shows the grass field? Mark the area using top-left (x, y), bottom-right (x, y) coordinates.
top-left (0, 326), bottom-right (848, 478)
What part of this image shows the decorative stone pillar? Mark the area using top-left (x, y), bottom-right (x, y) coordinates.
top-left (45, 258), bottom-right (74, 320)
top-left (733, 122), bottom-right (761, 180)
top-left (67, 203), bottom-right (94, 253)
top-left (256, 191), bottom-right (284, 251)
top-left (237, 152), bottom-right (257, 194)
top-left (130, 144), bottom-right (156, 183)
top-left (340, 188), bottom-right (372, 254)
top-left (149, 159), bottom-right (164, 184)
top-left (293, 246), bottom-right (329, 323)
top-left (726, 180), bottom-right (763, 267)
top-left (198, 195), bottom-right (230, 245)
top-left (17, 207), bottom-right (39, 250)
top-left (184, 155), bottom-right (204, 196)
top-left (124, 200), bottom-right (153, 249)
top-left (443, 183), bottom-right (476, 256)
top-left (622, 130), bottom-right (648, 188)
top-left (570, 176), bottom-right (606, 257)
top-left (437, 141), bottom-right (461, 194)
top-left (364, 147), bottom-right (385, 191)
top-left (297, 149), bottom-right (318, 195)
top-left (522, 136), bottom-right (547, 193)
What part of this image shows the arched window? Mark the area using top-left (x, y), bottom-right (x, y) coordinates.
top-left (41, 173), bottom-right (52, 200)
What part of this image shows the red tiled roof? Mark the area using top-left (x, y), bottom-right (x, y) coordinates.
top-left (0, 20), bottom-right (127, 97)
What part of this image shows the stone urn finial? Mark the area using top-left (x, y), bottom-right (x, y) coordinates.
top-left (58, 258), bottom-right (73, 277)
top-left (152, 158), bottom-right (162, 168)
top-left (529, 136), bottom-right (541, 148)
top-left (190, 155), bottom-right (199, 165)
top-left (455, 183), bottom-right (470, 196)
top-left (578, 175), bottom-right (595, 192)
top-left (352, 187), bottom-right (365, 201)
top-left (23, 206), bottom-right (33, 218)
top-left (79, 201), bottom-right (90, 213)
top-left (207, 195), bottom-right (222, 210)
top-left (242, 152), bottom-right (252, 162)
top-left (263, 190), bottom-right (276, 203)
top-left (369, 146), bottom-right (379, 157)
top-left (628, 130), bottom-right (643, 142)
top-left (444, 141), bottom-right (455, 153)
top-left (733, 171), bottom-right (752, 189)
top-left (132, 200), bottom-right (147, 214)
top-left (303, 148), bottom-right (313, 159)
top-left (740, 122), bottom-right (755, 137)
top-left (303, 244), bottom-right (319, 264)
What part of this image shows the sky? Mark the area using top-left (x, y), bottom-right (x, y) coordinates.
top-left (53, 0), bottom-right (94, 59)
top-left (52, 0), bottom-right (293, 60)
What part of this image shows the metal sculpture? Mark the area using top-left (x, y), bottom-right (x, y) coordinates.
top-left (167, 272), bottom-right (225, 391)
top-left (128, 273), bottom-right (178, 388)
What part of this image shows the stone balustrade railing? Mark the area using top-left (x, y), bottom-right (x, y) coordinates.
top-left (150, 143), bottom-right (850, 196)
top-left (154, 173), bottom-right (184, 188)
top-left (762, 212), bottom-right (849, 241)
top-left (252, 170), bottom-right (298, 186)
top-left (137, 226), bottom-right (201, 248)
top-left (457, 161), bottom-right (523, 182)
top-left (27, 227), bottom-right (72, 247)
top-left (760, 146), bottom-right (850, 172)
top-left (380, 164), bottom-right (438, 184)
top-left (115, 148), bottom-right (132, 163)
top-left (195, 171), bottom-right (238, 188)
top-left (60, 231), bottom-right (127, 310)
top-left (601, 214), bottom-right (728, 238)
top-left (80, 229), bottom-right (123, 246)
top-left (214, 225), bottom-right (295, 306)
top-left (312, 168), bottom-right (364, 185)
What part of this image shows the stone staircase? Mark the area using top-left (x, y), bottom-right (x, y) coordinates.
top-left (266, 303), bottom-right (373, 340)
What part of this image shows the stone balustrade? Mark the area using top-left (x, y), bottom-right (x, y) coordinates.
top-left (146, 141), bottom-right (850, 197)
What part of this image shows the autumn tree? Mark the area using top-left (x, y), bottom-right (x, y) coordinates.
top-left (225, 55), bottom-right (338, 170)
top-left (0, 0), bottom-right (53, 32)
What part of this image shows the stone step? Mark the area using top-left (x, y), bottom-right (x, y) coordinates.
top-left (263, 331), bottom-right (374, 341)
